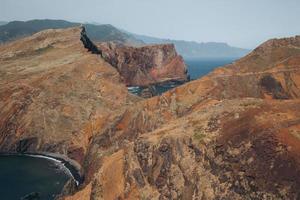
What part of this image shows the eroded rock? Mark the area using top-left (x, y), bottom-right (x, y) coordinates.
top-left (98, 42), bottom-right (189, 86)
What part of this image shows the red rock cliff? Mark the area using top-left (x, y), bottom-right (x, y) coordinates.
top-left (97, 42), bottom-right (189, 86)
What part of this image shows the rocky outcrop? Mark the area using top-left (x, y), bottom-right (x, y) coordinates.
top-left (80, 26), bottom-right (101, 55)
top-left (1, 27), bottom-right (300, 200)
top-left (98, 42), bottom-right (189, 86)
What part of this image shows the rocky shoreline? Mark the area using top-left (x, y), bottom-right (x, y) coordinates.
top-left (128, 79), bottom-right (188, 98)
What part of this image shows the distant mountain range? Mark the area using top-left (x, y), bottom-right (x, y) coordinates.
top-left (0, 19), bottom-right (250, 58)
top-left (132, 33), bottom-right (250, 59)
top-left (0, 19), bottom-right (142, 45)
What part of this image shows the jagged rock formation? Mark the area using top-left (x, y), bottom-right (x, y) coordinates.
top-left (98, 42), bottom-right (189, 86)
top-left (0, 27), bottom-right (300, 200)
top-left (80, 26), bottom-right (102, 55)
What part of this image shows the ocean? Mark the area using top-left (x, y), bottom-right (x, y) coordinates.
top-left (185, 57), bottom-right (237, 80)
top-left (0, 155), bottom-right (72, 200)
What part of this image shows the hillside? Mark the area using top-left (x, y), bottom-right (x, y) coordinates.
top-left (0, 19), bottom-right (143, 45)
top-left (0, 26), bottom-right (300, 199)
top-left (133, 33), bottom-right (250, 58)
top-left (65, 34), bottom-right (300, 199)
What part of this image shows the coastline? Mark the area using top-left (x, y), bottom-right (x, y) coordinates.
top-left (0, 152), bottom-right (84, 186)
top-left (127, 79), bottom-right (188, 97)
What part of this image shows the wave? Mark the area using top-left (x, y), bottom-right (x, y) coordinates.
top-left (24, 154), bottom-right (80, 186)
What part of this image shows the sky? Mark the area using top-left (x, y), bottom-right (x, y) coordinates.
top-left (1, 0), bottom-right (300, 49)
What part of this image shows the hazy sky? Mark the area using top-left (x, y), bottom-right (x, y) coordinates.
top-left (1, 0), bottom-right (300, 48)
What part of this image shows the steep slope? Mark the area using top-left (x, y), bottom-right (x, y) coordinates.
top-left (0, 26), bottom-right (139, 168)
top-left (214, 35), bottom-right (300, 99)
top-left (98, 42), bottom-right (189, 86)
top-left (76, 36), bottom-right (300, 200)
top-left (132, 33), bottom-right (250, 58)
top-left (0, 19), bottom-right (143, 45)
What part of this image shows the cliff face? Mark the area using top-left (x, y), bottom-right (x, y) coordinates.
top-left (98, 42), bottom-right (189, 86)
top-left (1, 28), bottom-right (300, 200)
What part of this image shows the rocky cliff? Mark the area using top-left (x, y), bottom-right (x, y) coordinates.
top-left (0, 27), bottom-right (300, 200)
top-left (98, 42), bottom-right (189, 86)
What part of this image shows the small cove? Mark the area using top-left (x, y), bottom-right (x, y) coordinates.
top-left (0, 154), bottom-right (80, 200)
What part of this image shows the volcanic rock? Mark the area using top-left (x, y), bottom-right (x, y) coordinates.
top-left (97, 42), bottom-right (189, 86)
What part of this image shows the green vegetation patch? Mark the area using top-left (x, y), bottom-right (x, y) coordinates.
top-left (193, 128), bottom-right (206, 144)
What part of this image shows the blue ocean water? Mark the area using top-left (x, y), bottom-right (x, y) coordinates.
top-left (0, 155), bottom-right (72, 200)
top-left (186, 58), bottom-right (237, 80)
